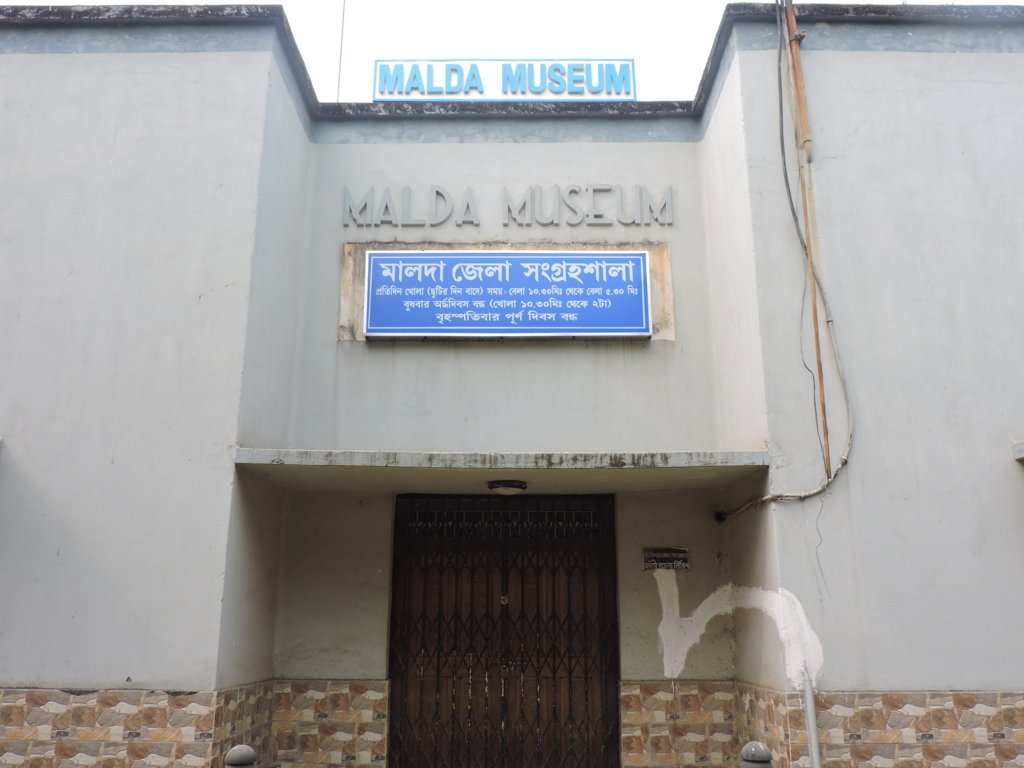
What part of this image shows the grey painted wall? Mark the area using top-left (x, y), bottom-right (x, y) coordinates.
top-left (216, 472), bottom-right (286, 687)
top-left (233, 41), bottom-right (769, 458)
top-left (235, 44), bottom-right (314, 450)
top-left (288, 141), bottom-right (728, 454)
top-left (0, 42), bottom-right (274, 689)
top-left (728, 506), bottom-right (786, 690)
top-left (697, 50), bottom-right (770, 463)
top-left (617, 492), bottom-right (735, 681)
top-left (273, 494), bottom-right (393, 680)
top-left (728, 35), bottom-right (1024, 688)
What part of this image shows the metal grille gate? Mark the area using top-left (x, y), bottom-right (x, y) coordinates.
top-left (388, 495), bottom-right (621, 768)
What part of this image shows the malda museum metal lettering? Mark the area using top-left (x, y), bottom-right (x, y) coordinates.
top-left (342, 184), bottom-right (673, 228)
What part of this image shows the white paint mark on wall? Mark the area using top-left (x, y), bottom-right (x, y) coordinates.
top-left (653, 571), bottom-right (823, 686)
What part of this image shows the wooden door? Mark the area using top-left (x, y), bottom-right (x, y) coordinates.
top-left (388, 495), bottom-right (620, 768)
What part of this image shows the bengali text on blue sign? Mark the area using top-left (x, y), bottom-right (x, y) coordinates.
top-left (363, 250), bottom-right (651, 337)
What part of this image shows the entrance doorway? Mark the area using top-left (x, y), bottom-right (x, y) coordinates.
top-left (388, 494), bottom-right (621, 768)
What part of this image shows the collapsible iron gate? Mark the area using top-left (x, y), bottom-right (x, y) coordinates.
top-left (389, 495), bottom-right (621, 768)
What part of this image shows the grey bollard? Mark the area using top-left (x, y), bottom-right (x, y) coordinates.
top-left (740, 741), bottom-right (773, 768)
top-left (224, 745), bottom-right (258, 768)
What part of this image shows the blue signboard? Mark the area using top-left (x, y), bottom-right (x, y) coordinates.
top-left (364, 250), bottom-right (651, 338)
top-left (374, 59), bottom-right (636, 103)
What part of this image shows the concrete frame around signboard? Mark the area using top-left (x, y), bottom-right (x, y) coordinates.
top-left (339, 241), bottom-right (675, 342)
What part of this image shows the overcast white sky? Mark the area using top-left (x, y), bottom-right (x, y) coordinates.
top-left (10, 0), bottom-right (1023, 101)
top-left (283, 0), bottom-right (1024, 101)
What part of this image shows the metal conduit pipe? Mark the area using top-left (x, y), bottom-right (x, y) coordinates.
top-left (803, 668), bottom-right (823, 768)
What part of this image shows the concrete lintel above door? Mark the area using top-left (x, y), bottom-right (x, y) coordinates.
top-left (233, 446), bottom-right (769, 495)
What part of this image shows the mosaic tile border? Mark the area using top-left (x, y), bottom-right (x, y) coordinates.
top-left (794, 691), bottom-right (1024, 768)
top-left (0, 682), bottom-right (271, 768)
top-left (620, 683), bottom-right (1024, 768)
top-left (270, 680), bottom-right (388, 768)
top-left (622, 681), bottom-right (738, 767)
top-left (5, 682), bottom-right (1024, 768)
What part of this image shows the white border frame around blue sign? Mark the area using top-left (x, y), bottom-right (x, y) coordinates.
top-left (363, 249), bottom-right (652, 339)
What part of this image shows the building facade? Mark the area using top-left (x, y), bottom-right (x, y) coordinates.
top-left (2, 5), bottom-right (1024, 768)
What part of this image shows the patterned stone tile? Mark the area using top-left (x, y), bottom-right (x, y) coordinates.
top-left (51, 740), bottom-right (102, 768)
top-left (271, 682), bottom-right (387, 768)
top-left (1, 730), bottom-right (41, 743)
top-left (1, 705), bottom-right (28, 729)
top-left (13, 681), bottom-right (1024, 768)
top-left (622, 722), bottom-right (646, 754)
top-left (0, 740), bottom-right (32, 766)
